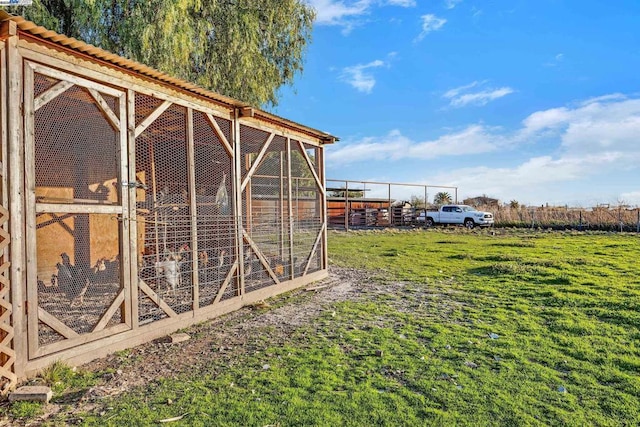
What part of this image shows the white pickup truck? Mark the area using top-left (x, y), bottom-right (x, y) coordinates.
top-left (416, 204), bottom-right (494, 229)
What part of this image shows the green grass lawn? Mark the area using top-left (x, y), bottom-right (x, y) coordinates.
top-left (9, 229), bottom-right (640, 426)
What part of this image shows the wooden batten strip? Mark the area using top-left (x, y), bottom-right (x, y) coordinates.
top-left (92, 290), bottom-right (125, 333)
top-left (241, 133), bottom-right (275, 192)
top-left (28, 60), bottom-right (123, 97)
top-left (303, 223), bottom-right (326, 276)
top-left (33, 80), bottom-right (73, 111)
top-left (296, 140), bottom-right (325, 197)
top-left (134, 100), bottom-right (172, 137)
top-left (205, 113), bottom-right (233, 158)
top-left (38, 307), bottom-right (79, 339)
top-left (87, 88), bottom-right (120, 129)
top-left (213, 261), bottom-right (238, 304)
top-left (242, 230), bottom-right (280, 285)
top-left (137, 280), bottom-right (178, 318)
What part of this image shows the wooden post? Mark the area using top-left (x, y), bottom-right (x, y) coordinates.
top-left (345, 181), bottom-right (349, 231)
top-left (186, 108), bottom-right (199, 310)
top-left (579, 210), bottom-right (583, 231)
top-left (286, 138), bottom-right (294, 279)
top-left (233, 110), bottom-right (244, 296)
top-left (317, 147), bottom-right (328, 270)
top-left (0, 43), bottom-right (10, 393)
top-left (6, 24), bottom-right (27, 378)
top-left (279, 152), bottom-right (285, 260)
top-left (127, 89), bottom-right (139, 329)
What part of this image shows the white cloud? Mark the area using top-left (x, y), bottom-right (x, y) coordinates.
top-left (306, 0), bottom-right (415, 32)
top-left (386, 0), bottom-right (416, 6)
top-left (327, 94), bottom-right (640, 205)
top-left (444, 0), bottom-right (462, 9)
top-left (443, 81), bottom-right (514, 107)
top-left (307, 0), bottom-right (371, 25)
top-left (340, 60), bottom-right (386, 93)
top-left (620, 191), bottom-right (640, 205)
top-left (544, 52), bottom-right (565, 67)
top-left (326, 125), bottom-right (501, 164)
top-left (451, 87), bottom-right (514, 107)
top-left (415, 14), bottom-right (447, 42)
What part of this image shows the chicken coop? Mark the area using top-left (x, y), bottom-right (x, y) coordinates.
top-left (0, 13), bottom-right (335, 387)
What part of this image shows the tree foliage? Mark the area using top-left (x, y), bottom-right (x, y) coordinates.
top-left (434, 191), bottom-right (452, 205)
top-left (6, 0), bottom-right (315, 107)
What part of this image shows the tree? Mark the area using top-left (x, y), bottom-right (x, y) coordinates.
top-left (509, 200), bottom-right (520, 209)
top-left (6, 0), bottom-right (315, 107)
top-left (409, 195), bottom-right (425, 208)
top-left (330, 190), bottom-right (364, 198)
top-left (434, 192), bottom-right (452, 205)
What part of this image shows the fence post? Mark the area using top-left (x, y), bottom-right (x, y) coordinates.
top-left (345, 180), bottom-right (349, 231)
top-left (579, 211), bottom-right (582, 231)
top-left (531, 209), bottom-right (535, 229)
top-left (619, 208), bottom-right (623, 233)
top-left (637, 210), bottom-right (639, 233)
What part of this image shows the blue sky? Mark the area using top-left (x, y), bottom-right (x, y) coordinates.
top-left (274, 0), bottom-right (640, 207)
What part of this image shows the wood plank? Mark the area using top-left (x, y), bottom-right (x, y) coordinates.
top-left (6, 29), bottom-right (25, 379)
top-left (137, 280), bottom-right (178, 318)
top-left (127, 89), bottom-right (139, 329)
top-left (186, 108), bottom-right (199, 311)
top-left (23, 60), bottom-right (40, 359)
top-left (213, 261), bottom-right (238, 304)
top-left (234, 109), bottom-right (245, 295)
top-left (33, 80), bottom-right (73, 111)
top-left (35, 196), bottom-right (117, 205)
top-left (303, 223), bottom-right (326, 276)
top-left (87, 88), bottom-right (120, 130)
top-left (240, 132), bottom-right (275, 192)
top-left (37, 308), bottom-right (79, 340)
top-left (19, 45), bottom-right (234, 120)
top-left (205, 113), bottom-right (233, 158)
top-left (295, 140), bottom-right (326, 198)
top-left (92, 290), bottom-right (125, 332)
top-left (318, 148), bottom-right (329, 270)
top-left (286, 138), bottom-right (295, 280)
top-left (135, 100), bottom-right (172, 138)
top-left (242, 230), bottom-right (280, 285)
top-left (118, 92), bottom-right (132, 327)
top-left (32, 323), bottom-right (130, 359)
top-left (237, 117), bottom-right (323, 147)
top-left (28, 60), bottom-right (124, 97)
top-left (35, 203), bottom-right (122, 215)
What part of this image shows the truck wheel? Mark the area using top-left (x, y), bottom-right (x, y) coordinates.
top-left (426, 218), bottom-right (435, 227)
top-left (464, 219), bottom-right (475, 229)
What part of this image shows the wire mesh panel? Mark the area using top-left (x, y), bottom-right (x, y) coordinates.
top-left (32, 70), bottom-right (126, 350)
top-left (241, 128), bottom-right (290, 293)
top-left (193, 111), bottom-right (238, 306)
top-left (36, 213), bottom-right (123, 345)
top-left (291, 141), bottom-right (323, 276)
top-left (135, 102), bottom-right (194, 322)
top-left (34, 77), bottom-right (120, 206)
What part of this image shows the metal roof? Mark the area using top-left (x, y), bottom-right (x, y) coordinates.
top-left (0, 10), bottom-right (337, 143)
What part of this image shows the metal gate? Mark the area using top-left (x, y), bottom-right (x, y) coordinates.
top-left (24, 62), bottom-right (131, 358)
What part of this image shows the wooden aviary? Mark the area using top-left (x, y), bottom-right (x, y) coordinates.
top-left (0, 11), bottom-right (336, 387)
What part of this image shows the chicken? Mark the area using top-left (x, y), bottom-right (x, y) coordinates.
top-left (55, 252), bottom-right (90, 306)
top-left (155, 244), bottom-right (190, 292)
top-left (198, 250), bottom-right (210, 284)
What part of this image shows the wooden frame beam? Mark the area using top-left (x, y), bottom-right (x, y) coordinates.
top-left (134, 100), bottom-right (172, 138)
top-left (241, 133), bottom-right (275, 192)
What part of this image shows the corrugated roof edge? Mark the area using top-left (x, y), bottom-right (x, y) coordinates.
top-left (0, 10), bottom-right (337, 144)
